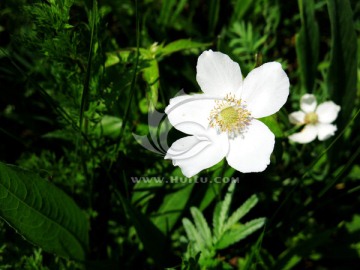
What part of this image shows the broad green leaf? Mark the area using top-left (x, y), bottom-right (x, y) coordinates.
top-left (161, 39), bottom-right (210, 56)
top-left (327, 0), bottom-right (357, 129)
top-left (124, 199), bottom-right (169, 266)
top-left (0, 162), bottom-right (89, 261)
top-left (224, 194), bottom-right (259, 231)
top-left (131, 178), bottom-right (164, 206)
top-left (93, 115), bottom-right (123, 139)
top-left (259, 114), bottom-right (283, 138)
top-left (152, 183), bottom-right (194, 233)
top-left (105, 50), bottom-right (131, 67)
top-left (190, 207), bottom-right (212, 248)
top-left (215, 218), bottom-right (265, 250)
top-left (295, 0), bottom-right (319, 92)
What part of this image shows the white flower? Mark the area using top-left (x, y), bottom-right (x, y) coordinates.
top-left (288, 94), bottom-right (340, 144)
top-left (164, 50), bottom-right (290, 177)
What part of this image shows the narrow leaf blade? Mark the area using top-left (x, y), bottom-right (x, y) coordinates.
top-left (296, 0), bottom-right (319, 92)
top-left (224, 194), bottom-right (259, 231)
top-left (327, 0), bottom-right (357, 129)
top-left (190, 207), bottom-right (212, 247)
top-left (216, 218), bottom-right (265, 250)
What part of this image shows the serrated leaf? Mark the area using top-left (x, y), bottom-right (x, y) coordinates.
top-left (216, 181), bottom-right (236, 236)
top-left (224, 194), bottom-right (259, 231)
top-left (190, 207), bottom-right (212, 248)
top-left (0, 162), bottom-right (89, 261)
top-left (182, 218), bottom-right (205, 251)
top-left (216, 218), bottom-right (265, 250)
top-left (212, 202), bottom-right (222, 241)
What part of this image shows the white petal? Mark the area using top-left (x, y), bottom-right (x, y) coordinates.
top-left (288, 124), bottom-right (317, 144)
top-left (241, 62), bottom-right (290, 118)
top-left (300, 94), bottom-right (317, 113)
top-left (317, 123), bottom-right (337, 141)
top-left (226, 120), bottom-right (275, 173)
top-left (316, 101), bottom-right (341, 124)
top-left (196, 50), bottom-right (242, 97)
top-left (165, 93), bottom-right (215, 134)
top-left (289, 111), bottom-right (305, 125)
top-left (165, 130), bottom-right (229, 178)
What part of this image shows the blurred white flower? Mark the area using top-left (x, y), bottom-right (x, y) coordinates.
top-left (288, 94), bottom-right (340, 144)
top-left (164, 50), bottom-right (290, 177)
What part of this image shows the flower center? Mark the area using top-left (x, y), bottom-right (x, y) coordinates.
top-left (209, 93), bottom-right (252, 138)
top-left (304, 112), bottom-right (318, 124)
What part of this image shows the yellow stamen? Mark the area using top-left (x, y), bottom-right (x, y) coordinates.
top-left (209, 93), bottom-right (252, 138)
top-left (304, 112), bottom-right (318, 124)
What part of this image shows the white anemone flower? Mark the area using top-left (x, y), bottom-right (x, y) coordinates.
top-left (164, 50), bottom-right (290, 178)
top-left (288, 94), bottom-right (340, 144)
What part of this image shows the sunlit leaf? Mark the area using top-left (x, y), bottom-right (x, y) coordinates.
top-left (216, 218), bottom-right (265, 250)
top-left (190, 207), bottom-right (212, 248)
top-left (161, 39), bottom-right (210, 56)
top-left (0, 162), bottom-right (89, 261)
top-left (224, 194), bottom-right (259, 231)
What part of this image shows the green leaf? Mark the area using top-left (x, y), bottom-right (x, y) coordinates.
top-left (230, 0), bottom-right (253, 25)
top-left (327, 0), bottom-right (357, 129)
top-left (161, 39), bottom-right (210, 56)
top-left (124, 199), bottom-right (169, 266)
top-left (152, 183), bottom-right (194, 233)
top-left (273, 229), bottom-right (334, 270)
top-left (224, 194), bottom-right (259, 231)
top-left (259, 114), bottom-right (283, 138)
top-left (0, 162), bottom-right (89, 261)
top-left (295, 0), bottom-right (319, 92)
top-left (198, 167), bottom-right (235, 211)
top-left (182, 218), bottom-right (206, 251)
top-left (131, 178), bottom-right (164, 206)
top-left (212, 202), bottom-right (223, 241)
top-left (190, 207), bottom-right (212, 248)
top-left (213, 181), bottom-right (236, 238)
top-left (93, 115), bottom-right (123, 139)
top-left (158, 0), bottom-right (188, 27)
top-left (142, 58), bottom-right (159, 106)
top-left (208, 0), bottom-right (220, 34)
top-left (215, 218), bottom-right (265, 250)
top-left (158, 0), bottom-right (176, 26)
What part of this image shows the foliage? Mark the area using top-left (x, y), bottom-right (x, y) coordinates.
top-left (182, 181), bottom-right (264, 269)
top-left (0, 0), bottom-right (359, 269)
